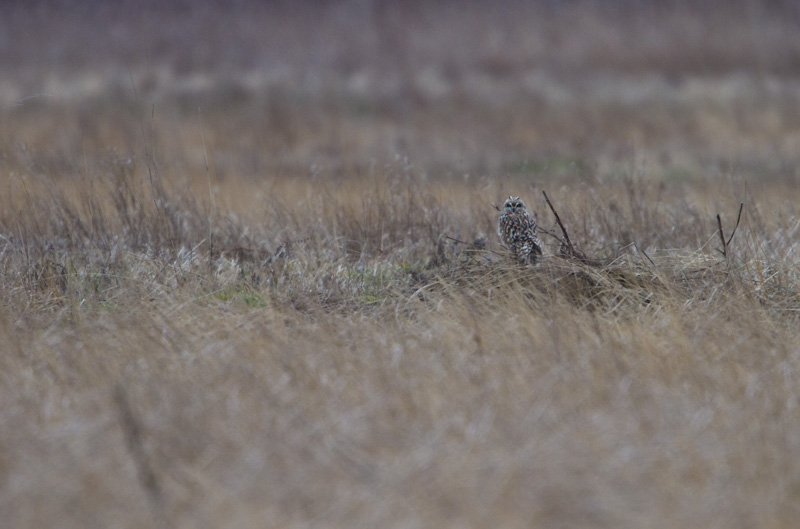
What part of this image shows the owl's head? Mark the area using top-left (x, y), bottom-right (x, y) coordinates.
top-left (503, 196), bottom-right (525, 213)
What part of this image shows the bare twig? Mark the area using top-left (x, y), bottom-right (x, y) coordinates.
top-left (634, 242), bottom-right (656, 267)
top-left (716, 213), bottom-right (727, 258)
top-left (726, 202), bottom-right (744, 247)
top-left (716, 203), bottom-right (744, 258)
top-left (542, 190), bottom-right (579, 257)
top-left (540, 190), bottom-right (602, 266)
top-left (542, 191), bottom-right (573, 252)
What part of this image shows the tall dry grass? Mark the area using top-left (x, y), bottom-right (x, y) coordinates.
top-left (2, 147), bottom-right (800, 528)
top-left (3, 1), bottom-right (800, 528)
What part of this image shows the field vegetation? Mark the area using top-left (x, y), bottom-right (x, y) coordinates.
top-left (2, 1), bottom-right (800, 527)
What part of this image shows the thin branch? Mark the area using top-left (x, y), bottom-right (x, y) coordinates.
top-left (634, 242), bottom-right (656, 267)
top-left (542, 190), bottom-right (575, 255)
top-left (716, 213), bottom-right (727, 258)
top-left (716, 203), bottom-right (744, 258)
top-left (726, 202), bottom-right (744, 247)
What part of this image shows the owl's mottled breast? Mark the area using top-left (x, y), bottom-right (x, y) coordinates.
top-left (498, 196), bottom-right (543, 264)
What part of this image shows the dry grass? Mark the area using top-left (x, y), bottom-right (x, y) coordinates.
top-left (2, 1), bottom-right (800, 528)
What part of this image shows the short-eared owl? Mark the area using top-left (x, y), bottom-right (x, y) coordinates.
top-left (498, 196), bottom-right (543, 264)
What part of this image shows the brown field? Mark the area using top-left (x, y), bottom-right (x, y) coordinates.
top-left (2, 1), bottom-right (800, 527)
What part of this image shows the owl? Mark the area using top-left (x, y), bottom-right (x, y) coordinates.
top-left (498, 195), bottom-right (543, 264)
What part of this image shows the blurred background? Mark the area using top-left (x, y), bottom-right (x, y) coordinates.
top-left (3, 0), bottom-right (800, 183)
top-left (3, 3), bottom-right (800, 529)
